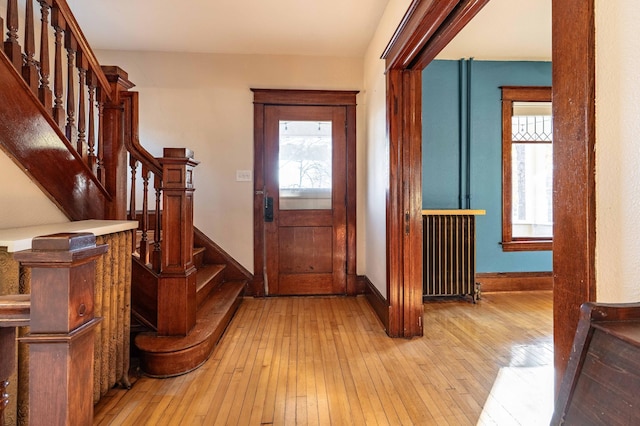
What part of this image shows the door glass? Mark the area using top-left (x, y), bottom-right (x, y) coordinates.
top-left (279, 120), bottom-right (332, 210)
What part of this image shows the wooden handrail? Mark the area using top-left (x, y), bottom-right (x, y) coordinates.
top-left (121, 91), bottom-right (162, 176)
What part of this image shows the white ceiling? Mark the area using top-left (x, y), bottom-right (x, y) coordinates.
top-left (67, 0), bottom-right (390, 57)
top-left (439, 0), bottom-right (551, 61)
top-left (67, 0), bottom-right (551, 60)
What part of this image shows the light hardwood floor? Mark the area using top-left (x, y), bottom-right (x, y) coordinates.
top-left (94, 291), bottom-right (553, 425)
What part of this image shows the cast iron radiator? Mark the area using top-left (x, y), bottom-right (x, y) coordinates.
top-left (423, 214), bottom-right (477, 301)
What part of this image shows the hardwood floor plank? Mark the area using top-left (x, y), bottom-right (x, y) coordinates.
top-left (94, 291), bottom-right (554, 425)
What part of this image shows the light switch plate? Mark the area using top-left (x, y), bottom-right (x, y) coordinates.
top-left (236, 170), bottom-right (252, 181)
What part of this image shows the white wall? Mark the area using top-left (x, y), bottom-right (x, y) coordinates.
top-left (361, 0), bottom-right (412, 296)
top-left (0, 152), bottom-right (69, 228)
top-left (595, 0), bottom-right (640, 302)
top-left (95, 50), bottom-right (363, 273)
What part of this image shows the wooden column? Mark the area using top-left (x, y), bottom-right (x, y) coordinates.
top-left (101, 66), bottom-right (135, 220)
top-left (158, 148), bottom-right (199, 336)
top-left (13, 233), bottom-right (107, 426)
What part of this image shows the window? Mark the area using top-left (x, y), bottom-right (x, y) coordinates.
top-left (501, 86), bottom-right (552, 251)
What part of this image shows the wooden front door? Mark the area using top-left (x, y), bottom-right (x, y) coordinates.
top-left (263, 105), bottom-right (347, 295)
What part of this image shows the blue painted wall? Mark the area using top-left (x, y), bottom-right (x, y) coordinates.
top-left (422, 59), bottom-right (552, 273)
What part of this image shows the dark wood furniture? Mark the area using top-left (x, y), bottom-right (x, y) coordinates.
top-left (552, 302), bottom-right (640, 425)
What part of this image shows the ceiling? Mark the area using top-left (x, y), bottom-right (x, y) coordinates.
top-left (439, 0), bottom-right (551, 61)
top-left (66, 0), bottom-right (390, 57)
top-left (66, 0), bottom-right (551, 60)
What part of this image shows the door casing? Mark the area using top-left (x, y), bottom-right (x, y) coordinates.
top-left (251, 89), bottom-right (359, 297)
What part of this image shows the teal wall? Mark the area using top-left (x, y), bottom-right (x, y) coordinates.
top-left (422, 59), bottom-right (552, 273)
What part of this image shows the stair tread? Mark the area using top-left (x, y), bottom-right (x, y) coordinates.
top-left (135, 281), bottom-right (245, 354)
top-left (196, 263), bottom-right (225, 293)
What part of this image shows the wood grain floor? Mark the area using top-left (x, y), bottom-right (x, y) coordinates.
top-left (94, 291), bottom-right (553, 425)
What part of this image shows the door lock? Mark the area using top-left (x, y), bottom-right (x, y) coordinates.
top-left (265, 197), bottom-right (274, 222)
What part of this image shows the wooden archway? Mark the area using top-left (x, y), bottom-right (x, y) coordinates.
top-left (381, 0), bottom-right (490, 337)
top-left (381, 0), bottom-right (596, 390)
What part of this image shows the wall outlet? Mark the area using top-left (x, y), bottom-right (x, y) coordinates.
top-left (236, 170), bottom-right (252, 182)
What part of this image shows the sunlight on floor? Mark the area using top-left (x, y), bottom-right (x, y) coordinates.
top-left (478, 365), bottom-right (554, 425)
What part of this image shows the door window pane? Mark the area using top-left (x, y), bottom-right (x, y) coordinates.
top-left (279, 120), bottom-right (332, 210)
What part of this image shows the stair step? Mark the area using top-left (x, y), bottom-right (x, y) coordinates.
top-left (134, 280), bottom-right (246, 377)
top-left (193, 246), bottom-right (206, 269)
top-left (196, 264), bottom-right (226, 307)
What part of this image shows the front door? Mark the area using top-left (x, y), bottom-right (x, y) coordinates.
top-left (263, 105), bottom-right (347, 295)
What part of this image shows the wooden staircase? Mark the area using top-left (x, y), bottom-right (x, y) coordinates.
top-left (133, 229), bottom-right (248, 377)
top-left (0, 0), bottom-right (253, 387)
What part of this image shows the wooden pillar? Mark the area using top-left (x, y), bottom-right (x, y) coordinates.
top-left (158, 148), bottom-right (199, 336)
top-left (101, 66), bottom-right (135, 220)
top-left (13, 233), bottom-right (107, 426)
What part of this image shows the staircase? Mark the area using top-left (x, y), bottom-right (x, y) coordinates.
top-left (0, 0), bottom-right (251, 385)
top-left (132, 228), bottom-right (248, 377)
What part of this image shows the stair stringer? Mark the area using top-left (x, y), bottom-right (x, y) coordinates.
top-left (0, 51), bottom-right (109, 220)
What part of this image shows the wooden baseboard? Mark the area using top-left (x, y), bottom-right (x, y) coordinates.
top-left (360, 275), bottom-right (389, 331)
top-left (476, 271), bottom-right (553, 292)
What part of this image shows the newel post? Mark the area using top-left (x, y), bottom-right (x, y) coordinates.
top-left (158, 148), bottom-right (199, 336)
top-left (13, 233), bottom-right (107, 426)
top-left (101, 66), bottom-right (135, 220)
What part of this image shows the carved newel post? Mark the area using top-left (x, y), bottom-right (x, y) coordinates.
top-left (13, 233), bottom-right (107, 426)
top-left (158, 148), bottom-right (199, 335)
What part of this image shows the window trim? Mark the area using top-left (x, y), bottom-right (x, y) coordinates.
top-left (501, 86), bottom-right (553, 252)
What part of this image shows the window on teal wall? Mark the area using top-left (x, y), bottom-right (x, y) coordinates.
top-left (501, 86), bottom-right (553, 252)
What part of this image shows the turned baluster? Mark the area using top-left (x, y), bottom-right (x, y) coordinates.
top-left (87, 72), bottom-right (98, 174)
top-left (3, 0), bottom-right (22, 70)
top-left (38, 0), bottom-right (53, 109)
top-left (128, 157), bottom-right (138, 254)
top-left (64, 32), bottom-right (77, 142)
top-left (140, 165), bottom-right (151, 265)
top-left (128, 157), bottom-right (138, 222)
top-left (152, 176), bottom-right (162, 272)
top-left (96, 93), bottom-right (106, 184)
top-left (22, 0), bottom-right (38, 93)
top-left (76, 51), bottom-right (88, 160)
top-left (51, 7), bottom-right (65, 127)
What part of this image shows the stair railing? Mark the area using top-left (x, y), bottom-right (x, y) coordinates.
top-left (1, 0), bottom-right (113, 184)
top-left (122, 90), bottom-right (164, 272)
top-left (121, 88), bottom-right (200, 335)
top-left (1, 0), bottom-right (200, 338)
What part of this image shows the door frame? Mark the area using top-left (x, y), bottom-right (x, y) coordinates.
top-left (382, 0), bottom-right (596, 390)
top-left (381, 0), bottom-right (491, 338)
top-left (251, 89), bottom-right (359, 297)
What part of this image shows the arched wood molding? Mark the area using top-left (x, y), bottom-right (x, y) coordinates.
top-left (381, 0), bottom-right (489, 338)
